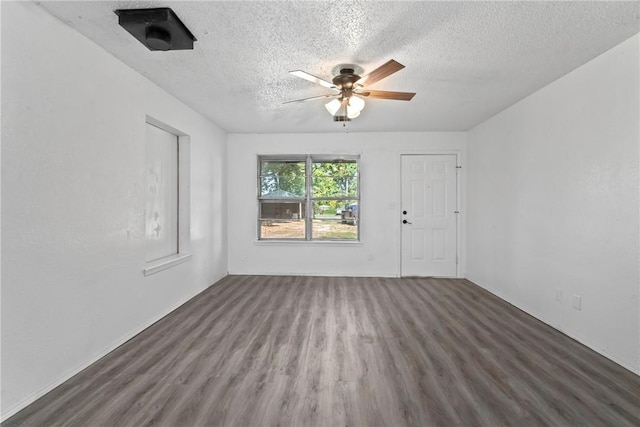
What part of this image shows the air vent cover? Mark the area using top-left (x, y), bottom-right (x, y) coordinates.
top-left (115, 8), bottom-right (196, 51)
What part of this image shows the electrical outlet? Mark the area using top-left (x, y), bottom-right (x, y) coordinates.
top-left (572, 295), bottom-right (582, 311)
top-left (555, 288), bottom-right (563, 303)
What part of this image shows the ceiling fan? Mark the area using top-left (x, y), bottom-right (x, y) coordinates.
top-left (286, 59), bottom-right (416, 121)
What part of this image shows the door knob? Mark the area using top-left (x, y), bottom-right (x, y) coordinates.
top-left (402, 210), bottom-right (407, 215)
top-left (403, 219), bottom-right (412, 224)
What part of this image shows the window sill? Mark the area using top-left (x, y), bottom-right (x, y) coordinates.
top-left (144, 253), bottom-right (192, 276)
top-left (254, 240), bottom-right (362, 247)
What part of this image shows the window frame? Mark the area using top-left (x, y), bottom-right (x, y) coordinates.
top-left (257, 154), bottom-right (360, 241)
top-left (143, 116), bottom-right (192, 276)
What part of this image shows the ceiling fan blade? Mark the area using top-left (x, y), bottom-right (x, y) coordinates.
top-left (359, 90), bottom-right (416, 101)
top-left (283, 93), bottom-right (338, 104)
top-left (356, 59), bottom-right (405, 86)
top-left (289, 70), bottom-right (337, 89)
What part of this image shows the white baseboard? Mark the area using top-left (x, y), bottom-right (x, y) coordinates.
top-left (465, 275), bottom-right (640, 377)
top-left (1, 275), bottom-right (227, 422)
top-left (227, 270), bottom-right (399, 278)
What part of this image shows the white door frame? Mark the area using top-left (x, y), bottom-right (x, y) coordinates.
top-left (398, 150), bottom-right (463, 278)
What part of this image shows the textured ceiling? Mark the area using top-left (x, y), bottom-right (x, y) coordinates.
top-left (38, 1), bottom-right (640, 133)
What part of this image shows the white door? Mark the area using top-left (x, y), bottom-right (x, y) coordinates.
top-left (401, 154), bottom-right (458, 277)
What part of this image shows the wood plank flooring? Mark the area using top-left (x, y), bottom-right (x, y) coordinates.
top-left (4, 275), bottom-right (640, 426)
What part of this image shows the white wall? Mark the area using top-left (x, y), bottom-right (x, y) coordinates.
top-left (1, 2), bottom-right (228, 418)
top-left (467, 34), bottom-right (639, 374)
top-left (227, 132), bottom-right (466, 277)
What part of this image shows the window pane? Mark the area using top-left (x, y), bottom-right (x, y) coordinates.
top-left (260, 220), bottom-right (305, 239)
top-left (260, 161), bottom-right (305, 197)
top-left (312, 200), bottom-right (343, 218)
top-left (312, 161), bottom-right (358, 197)
top-left (260, 201), bottom-right (306, 220)
top-left (312, 219), bottom-right (358, 240)
top-left (259, 201), bottom-right (306, 239)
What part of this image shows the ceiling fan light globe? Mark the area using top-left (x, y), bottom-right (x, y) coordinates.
top-left (325, 99), bottom-right (342, 116)
top-left (347, 109), bottom-right (360, 119)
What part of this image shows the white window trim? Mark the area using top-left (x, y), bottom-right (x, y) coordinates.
top-left (143, 253), bottom-right (193, 276)
top-left (143, 115), bottom-right (192, 276)
top-left (253, 240), bottom-right (362, 247)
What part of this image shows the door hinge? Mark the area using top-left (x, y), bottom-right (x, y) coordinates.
top-left (456, 165), bottom-right (462, 169)
top-left (454, 211), bottom-right (460, 214)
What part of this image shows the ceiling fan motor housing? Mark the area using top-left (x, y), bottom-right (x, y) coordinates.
top-left (332, 68), bottom-right (360, 89)
top-left (332, 68), bottom-right (361, 94)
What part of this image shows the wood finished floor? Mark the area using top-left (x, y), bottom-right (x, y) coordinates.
top-left (5, 275), bottom-right (640, 426)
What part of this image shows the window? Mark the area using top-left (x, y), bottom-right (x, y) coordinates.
top-left (145, 122), bottom-right (179, 261)
top-left (258, 155), bottom-right (359, 241)
top-left (144, 117), bottom-right (191, 275)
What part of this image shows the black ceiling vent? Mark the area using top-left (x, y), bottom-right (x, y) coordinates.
top-left (114, 8), bottom-right (196, 51)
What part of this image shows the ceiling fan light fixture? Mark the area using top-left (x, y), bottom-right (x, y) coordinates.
top-left (348, 95), bottom-right (365, 113)
top-left (325, 98), bottom-right (342, 116)
top-left (326, 95), bottom-right (364, 120)
top-left (347, 109), bottom-right (360, 119)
